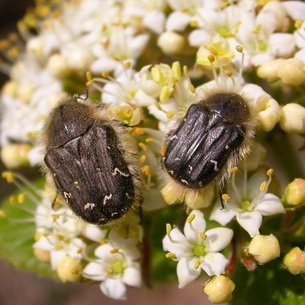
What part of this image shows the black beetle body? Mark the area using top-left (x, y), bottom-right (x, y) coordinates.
top-left (163, 92), bottom-right (254, 189)
top-left (43, 97), bottom-right (139, 224)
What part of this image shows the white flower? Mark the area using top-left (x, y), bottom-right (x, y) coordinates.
top-left (163, 210), bottom-right (233, 288)
top-left (210, 169), bottom-right (285, 237)
top-left (83, 243), bottom-right (142, 300)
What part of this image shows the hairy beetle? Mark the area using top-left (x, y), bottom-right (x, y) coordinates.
top-left (42, 96), bottom-right (140, 224)
top-left (162, 92), bottom-right (255, 191)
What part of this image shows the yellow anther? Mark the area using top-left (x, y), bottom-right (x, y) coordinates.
top-left (252, 24), bottom-right (262, 35)
top-left (145, 137), bottom-right (154, 143)
top-left (107, 269), bottom-right (114, 275)
top-left (139, 155), bottom-right (146, 163)
top-left (2, 171), bottom-right (14, 183)
top-left (165, 252), bottom-right (177, 259)
top-left (186, 213), bottom-right (196, 223)
top-left (166, 223), bottom-right (172, 235)
top-left (101, 71), bottom-right (109, 78)
top-left (132, 127), bottom-right (145, 135)
top-left (99, 238), bottom-right (107, 245)
top-left (220, 1), bottom-right (229, 8)
top-left (160, 85), bottom-right (174, 102)
top-left (194, 259), bottom-right (201, 269)
top-left (34, 232), bottom-right (42, 241)
top-left (124, 61), bottom-right (132, 68)
top-left (199, 232), bottom-right (207, 240)
top-left (183, 65), bottom-right (188, 76)
top-left (160, 144), bottom-right (167, 157)
top-left (17, 193), bottom-right (25, 204)
top-left (77, 247), bottom-right (83, 254)
top-left (9, 196), bottom-right (16, 205)
top-left (190, 20), bottom-right (199, 28)
top-left (51, 214), bottom-right (60, 222)
top-left (208, 54), bottom-right (216, 63)
top-left (0, 210), bottom-right (6, 218)
top-left (172, 61), bottom-right (181, 81)
top-left (55, 244), bottom-right (64, 250)
top-left (188, 84), bottom-right (195, 94)
top-left (166, 111), bottom-right (175, 119)
top-left (260, 181), bottom-right (267, 192)
top-left (295, 20), bottom-right (303, 29)
top-left (236, 45), bottom-right (244, 53)
top-left (141, 165), bottom-right (151, 176)
top-left (266, 168), bottom-right (274, 177)
top-left (86, 71), bottom-right (93, 85)
top-left (151, 67), bottom-right (163, 84)
top-left (154, 102), bottom-right (163, 111)
top-left (222, 193), bottom-right (231, 202)
top-left (224, 69), bottom-right (233, 77)
top-left (138, 142), bottom-right (147, 151)
top-left (230, 166), bottom-right (239, 173)
top-left (110, 248), bottom-right (119, 254)
top-left (56, 234), bottom-right (64, 241)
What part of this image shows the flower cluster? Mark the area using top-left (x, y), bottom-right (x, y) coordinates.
top-left (1, 0), bottom-right (305, 303)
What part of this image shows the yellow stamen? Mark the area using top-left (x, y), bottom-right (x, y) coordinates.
top-left (0, 210), bottom-right (6, 218)
top-left (139, 155), bottom-right (146, 163)
top-left (166, 111), bottom-right (175, 119)
top-left (172, 61), bottom-right (181, 81)
top-left (165, 252), bottom-right (177, 259)
top-left (230, 166), bottom-right (239, 173)
top-left (166, 223), bottom-right (172, 235)
top-left (141, 165), bottom-right (151, 176)
top-left (194, 259), bottom-right (201, 269)
top-left (260, 181), bottom-right (267, 192)
top-left (160, 144), bottom-right (167, 157)
top-left (266, 168), bottom-right (274, 177)
top-left (145, 137), bottom-right (154, 143)
top-left (99, 238), bottom-right (107, 245)
top-left (199, 232), bottom-right (207, 240)
top-left (110, 248), bottom-right (119, 254)
top-left (222, 193), bottom-right (231, 202)
top-left (17, 193), bottom-right (25, 204)
top-left (236, 45), bottom-right (243, 53)
top-left (2, 171), bottom-right (14, 183)
top-left (138, 142), bottom-right (147, 151)
top-left (186, 213), bottom-right (196, 223)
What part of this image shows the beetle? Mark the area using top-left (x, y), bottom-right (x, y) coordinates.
top-left (42, 96), bottom-right (140, 224)
top-left (162, 92), bottom-right (255, 192)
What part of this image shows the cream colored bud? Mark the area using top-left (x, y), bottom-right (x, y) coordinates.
top-left (56, 256), bottom-right (82, 282)
top-left (277, 58), bottom-right (305, 86)
top-left (2, 80), bottom-right (18, 97)
top-left (257, 59), bottom-right (283, 82)
top-left (17, 82), bottom-right (35, 103)
top-left (283, 247), bottom-right (305, 275)
top-left (157, 31), bottom-right (185, 55)
top-left (27, 37), bottom-right (45, 59)
top-left (203, 275), bottom-right (235, 304)
top-left (280, 103), bottom-right (305, 134)
top-left (33, 248), bottom-right (50, 262)
top-left (66, 48), bottom-right (93, 71)
top-left (1, 144), bottom-right (31, 169)
top-left (47, 54), bottom-right (70, 78)
top-left (248, 234), bottom-right (280, 264)
top-left (284, 178), bottom-right (305, 206)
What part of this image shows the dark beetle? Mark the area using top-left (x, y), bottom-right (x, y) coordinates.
top-left (162, 92), bottom-right (255, 189)
top-left (43, 96), bottom-right (140, 224)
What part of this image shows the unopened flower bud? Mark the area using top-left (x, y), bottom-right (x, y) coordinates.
top-left (47, 54), bottom-right (70, 78)
top-left (33, 248), bottom-right (50, 262)
top-left (283, 178), bottom-right (305, 206)
top-left (248, 234), bottom-right (280, 264)
top-left (277, 58), bottom-right (305, 86)
top-left (283, 247), bottom-right (305, 275)
top-left (280, 103), bottom-right (305, 134)
top-left (1, 144), bottom-right (31, 169)
top-left (157, 31), bottom-right (185, 55)
top-left (66, 48), bottom-right (93, 71)
top-left (257, 59), bottom-right (283, 82)
top-left (56, 256), bottom-right (82, 282)
top-left (203, 275), bottom-right (235, 304)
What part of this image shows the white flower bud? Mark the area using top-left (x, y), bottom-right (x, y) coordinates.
top-left (1, 144), bottom-right (31, 169)
top-left (17, 82), bottom-right (35, 103)
top-left (283, 247), bottom-right (305, 275)
top-left (277, 58), bottom-right (305, 86)
top-left (56, 256), bottom-right (82, 282)
top-left (280, 103), bottom-right (305, 134)
top-left (248, 234), bottom-right (280, 264)
top-left (27, 37), bottom-right (45, 59)
top-left (47, 54), bottom-right (70, 78)
top-left (66, 48), bottom-right (93, 71)
top-left (1, 80), bottom-right (18, 97)
top-left (157, 31), bottom-right (185, 55)
top-left (257, 59), bottom-right (283, 82)
top-left (284, 178), bottom-right (305, 206)
top-left (203, 275), bottom-right (235, 304)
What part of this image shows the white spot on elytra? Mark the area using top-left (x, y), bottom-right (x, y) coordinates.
top-left (225, 145), bottom-right (229, 150)
top-left (63, 191), bottom-right (72, 199)
top-left (103, 194), bottom-right (113, 205)
top-left (210, 159), bottom-right (219, 171)
top-left (84, 202), bottom-right (95, 210)
top-left (170, 135), bottom-right (178, 141)
top-left (112, 168), bottom-right (130, 177)
top-left (181, 179), bottom-right (189, 185)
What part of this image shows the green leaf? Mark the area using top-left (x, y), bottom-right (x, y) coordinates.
top-left (232, 259), bottom-right (305, 305)
top-left (0, 180), bottom-right (55, 278)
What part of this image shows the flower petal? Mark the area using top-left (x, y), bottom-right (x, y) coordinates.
top-left (162, 228), bottom-right (190, 257)
top-left (205, 228), bottom-right (233, 252)
top-left (83, 262), bottom-right (106, 281)
top-left (255, 193), bottom-right (285, 215)
top-left (122, 264), bottom-right (142, 288)
top-left (210, 202), bottom-right (236, 226)
top-left (177, 257), bottom-right (201, 289)
top-left (236, 211), bottom-right (262, 237)
top-left (100, 279), bottom-right (127, 300)
top-left (201, 252), bottom-right (229, 276)
top-left (183, 210), bottom-right (206, 242)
